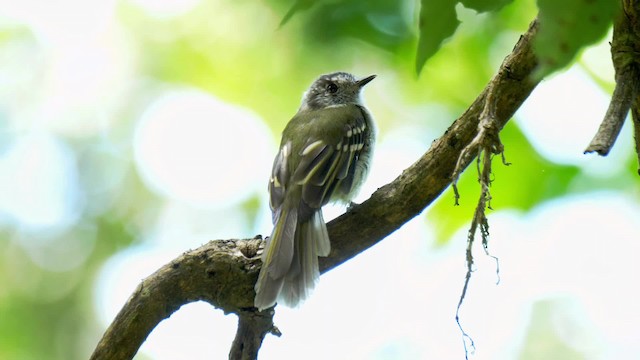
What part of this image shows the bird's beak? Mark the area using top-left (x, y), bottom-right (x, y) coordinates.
top-left (357, 75), bottom-right (376, 88)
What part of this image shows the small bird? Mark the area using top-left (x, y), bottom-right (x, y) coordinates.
top-left (254, 72), bottom-right (376, 310)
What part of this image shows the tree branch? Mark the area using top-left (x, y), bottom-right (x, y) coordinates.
top-left (585, 0), bottom-right (640, 156)
top-left (89, 238), bottom-right (266, 360)
top-left (229, 309), bottom-right (281, 360)
top-left (321, 19), bottom-right (540, 273)
top-left (90, 18), bottom-right (541, 360)
top-left (632, 97), bottom-right (640, 174)
top-left (584, 68), bottom-right (637, 155)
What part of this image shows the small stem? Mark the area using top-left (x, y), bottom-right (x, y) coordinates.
top-left (229, 310), bottom-right (278, 360)
top-left (585, 3), bottom-right (640, 156)
top-left (631, 96), bottom-right (640, 175)
top-left (584, 67), bottom-right (637, 155)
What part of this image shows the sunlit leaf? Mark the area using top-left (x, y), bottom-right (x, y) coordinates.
top-left (416, 0), bottom-right (460, 75)
top-left (534, 0), bottom-right (619, 77)
top-left (459, 0), bottom-right (515, 12)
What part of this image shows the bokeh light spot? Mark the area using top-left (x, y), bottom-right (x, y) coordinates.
top-left (128, 0), bottom-right (203, 19)
top-left (0, 133), bottom-right (81, 230)
top-left (133, 88), bottom-right (273, 209)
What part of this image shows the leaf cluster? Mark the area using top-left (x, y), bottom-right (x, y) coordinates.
top-left (272, 0), bottom-right (619, 75)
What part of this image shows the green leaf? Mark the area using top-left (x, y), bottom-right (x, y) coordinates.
top-left (416, 0), bottom-right (460, 75)
top-left (534, 0), bottom-right (619, 77)
top-left (459, 0), bottom-right (515, 13)
top-left (279, 0), bottom-right (317, 28)
top-left (302, 0), bottom-right (414, 52)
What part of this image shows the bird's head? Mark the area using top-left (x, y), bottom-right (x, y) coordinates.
top-left (300, 72), bottom-right (376, 111)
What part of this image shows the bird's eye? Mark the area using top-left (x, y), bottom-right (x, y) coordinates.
top-left (326, 82), bottom-right (338, 94)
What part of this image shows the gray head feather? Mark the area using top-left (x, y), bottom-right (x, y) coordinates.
top-left (300, 72), bottom-right (375, 111)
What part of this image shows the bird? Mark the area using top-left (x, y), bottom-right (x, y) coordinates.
top-left (254, 72), bottom-right (376, 311)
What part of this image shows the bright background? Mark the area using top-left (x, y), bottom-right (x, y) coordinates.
top-left (0, 0), bottom-right (638, 359)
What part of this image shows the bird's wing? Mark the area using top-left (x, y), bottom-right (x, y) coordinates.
top-left (268, 141), bottom-right (291, 214)
top-left (290, 106), bottom-right (368, 209)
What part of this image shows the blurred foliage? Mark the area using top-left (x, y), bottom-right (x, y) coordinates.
top-left (535, 0), bottom-right (620, 77)
top-left (0, 0), bottom-right (629, 359)
top-left (272, 0), bottom-right (617, 76)
top-left (518, 299), bottom-right (587, 359)
top-left (268, 0), bottom-right (415, 53)
top-left (416, 0), bottom-right (459, 74)
top-left (279, 0), bottom-right (315, 27)
top-left (460, 0), bottom-right (514, 12)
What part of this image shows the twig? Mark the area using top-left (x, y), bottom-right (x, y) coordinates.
top-left (585, 1), bottom-right (640, 156)
top-left (584, 67), bottom-right (637, 155)
top-left (632, 97), bottom-right (640, 174)
top-left (229, 310), bottom-right (280, 360)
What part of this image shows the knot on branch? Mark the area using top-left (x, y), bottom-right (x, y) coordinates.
top-left (611, 44), bottom-right (640, 73)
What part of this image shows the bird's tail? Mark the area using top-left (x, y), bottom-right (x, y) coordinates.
top-left (254, 209), bottom-right (330, 310)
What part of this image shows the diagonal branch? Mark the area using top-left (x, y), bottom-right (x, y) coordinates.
top-left (321, 19), bottom-right (540, 273)
top-left (89, 18), bottom-right (542, 360)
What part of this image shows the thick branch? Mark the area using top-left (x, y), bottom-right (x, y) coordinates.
top-left (89, 239), bottom-right (266, 360)
top-left (90, 19), bottom-right (541, 360)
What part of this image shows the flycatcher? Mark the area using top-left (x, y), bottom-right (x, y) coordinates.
top-left (255, 72), bottom-right (376, 310)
